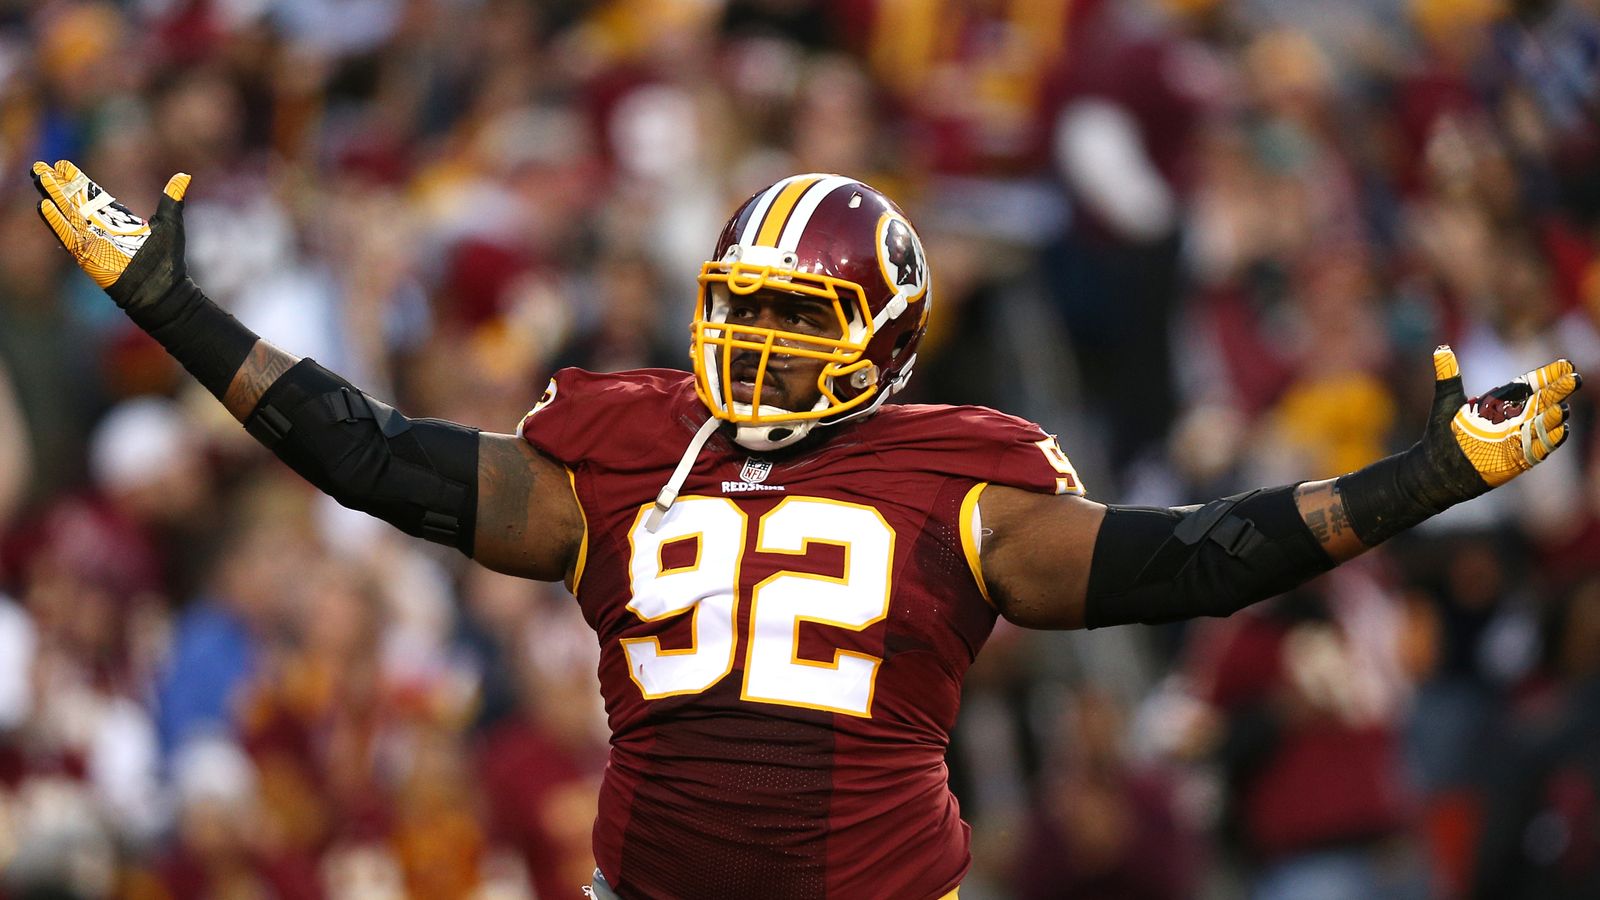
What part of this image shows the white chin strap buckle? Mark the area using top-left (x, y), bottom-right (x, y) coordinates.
top-left (727, 400), bottom-right (818, 452)
top-left (645, 417), bottom-right (722, 532)
top-left (733, 420), bottom-right (813, 452)
top-left (644, 485), bottom-right (677, 532)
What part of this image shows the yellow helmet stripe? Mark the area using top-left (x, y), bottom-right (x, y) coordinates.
top-left (737, 176), bottom-right (801, 245)
top-left (778, 175), bottom-right (855, 251)
top-left (755, 175), bottom-right (823, 247)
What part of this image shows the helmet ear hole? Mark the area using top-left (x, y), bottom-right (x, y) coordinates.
top-left (892, 331), bottom-right (914, 356)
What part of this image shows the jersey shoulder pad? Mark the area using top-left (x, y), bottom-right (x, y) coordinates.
top-left (867, 403), bottom-right (1087, 496)
top-left (516, 368), bottom-right (696, 468)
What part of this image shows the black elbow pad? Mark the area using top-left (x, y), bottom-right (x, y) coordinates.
top-left (244, 359), bottom-right (479, 554)
top-left (1084, 486), bottom-right (1334, 628)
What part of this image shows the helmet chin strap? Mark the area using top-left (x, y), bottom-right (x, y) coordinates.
top-left (729, 355), bottom-right (908, 451)
top-left (646, 416), bottom-right (723, 533)
top-left (646, 398), bottom-right (822, 533)
top-left (733, 422), bottom-right (814, 452)
top-left (729, 401), bottom-right (820, 451)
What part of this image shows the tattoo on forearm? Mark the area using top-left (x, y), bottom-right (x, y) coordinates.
top-left (1327, 497), bottom-right (1351, 538)
top-left (1306, 508), bottom-right (1328, 543)
top-left (1304, 502), bottom-right (1350, 544)
top-left (223, 340), bottom-right (299, 420)
top-left (1293, 478), bottom-right (1367, 563)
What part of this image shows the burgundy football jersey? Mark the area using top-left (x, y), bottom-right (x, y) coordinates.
top-left (517, 368), bottom-right (1084, 899)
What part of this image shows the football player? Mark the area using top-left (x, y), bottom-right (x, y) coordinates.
top-left (32, 162), bottom-right (1580, 899)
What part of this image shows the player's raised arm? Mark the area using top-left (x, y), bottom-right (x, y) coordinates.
top-left (977, 347), bottom-right (1581, 629)
top-left (31, 161), bottom-right (581, 582)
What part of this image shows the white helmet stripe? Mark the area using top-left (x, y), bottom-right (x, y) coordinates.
top-left (738, 174), bottom-right (812, 247)
top-left (777, 175), bottom-right (855, 252)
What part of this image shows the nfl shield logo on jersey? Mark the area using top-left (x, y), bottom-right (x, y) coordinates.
top-left (740, 458), bottom-right (773, 484)
top-left (724, 458), bottom-right (785, 493)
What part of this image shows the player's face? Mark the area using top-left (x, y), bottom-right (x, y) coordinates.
top-left (723, 289), bottom-right (843, 411)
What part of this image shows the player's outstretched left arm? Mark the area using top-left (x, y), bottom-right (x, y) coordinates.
top-left (31, 161), bottom-right (582, 582)
top-left (977, 348), bottom-right (1581, 629)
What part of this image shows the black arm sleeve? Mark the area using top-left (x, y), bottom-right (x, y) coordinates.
top-left (123, 277), bottom-right (259, 398)
top-left (244, 359), bottom-right (480, 555)
top-left (1334, 445), bottom-right (1486, 546)
top-left (1084, 485), bottom-right (1334, 628)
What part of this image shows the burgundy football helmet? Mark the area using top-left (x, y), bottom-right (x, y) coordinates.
top-left (692, 174), bottom-right (931, 450)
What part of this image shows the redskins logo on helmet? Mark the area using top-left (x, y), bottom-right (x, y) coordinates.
top-left (878, 214), bottom-right (928, 301)
top-left (692, 174), bottom-right (932, 450)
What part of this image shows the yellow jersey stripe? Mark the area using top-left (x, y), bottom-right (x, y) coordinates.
top-left (959, 482), bottom-right (993, 608)
top-left (565, 466), bottom-right (590, 596)
top-left (755, 175), bottom-right (822, 247)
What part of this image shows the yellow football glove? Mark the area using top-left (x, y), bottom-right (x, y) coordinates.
top-left (32, 159), bottom-right (190, 302)
top-left (30, 162), bottom-right (262, 400)
top-left (1436, 346), bottom-right (1579, 487)
top-left (1338, 345), bottom-right (1581, 545)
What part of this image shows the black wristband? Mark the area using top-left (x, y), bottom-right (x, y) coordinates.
top-left (107, 191), bottom-right (187, 310)
top-left (127, 278), bottom-right (259, 399)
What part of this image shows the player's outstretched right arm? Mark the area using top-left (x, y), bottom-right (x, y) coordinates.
top-left (977, 347), bottom-right (1580, 629)
top-left (32, 161), bottom-right (581, 582)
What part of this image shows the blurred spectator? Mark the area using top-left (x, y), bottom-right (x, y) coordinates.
top-left (1042, 0), bottom-right (1229, 480)
top-left (1008, 689), bottom-right (1196, 900)
top-left (1387, 530), bottom-right (1548, 896)
top-left (0, 359), bottom-right (28, 532)
top-left (155, 513), bottom-right (311, 758)
top-left (140, 735), bottom-right (320, 899)
top-left (0, 202), bottom-right (96, 504)
top-left (550, 248), bottom-right (680, 373)
top-left (1179, 571), bottom-right (1428, 900)
top-left (1472, 576), bottom-right (1600, 900)
top-left (472, 573), bottom-right (606, 900)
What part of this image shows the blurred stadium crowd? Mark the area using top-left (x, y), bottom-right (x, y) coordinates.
top-left (1, 0), bottom-right (1599, 897)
